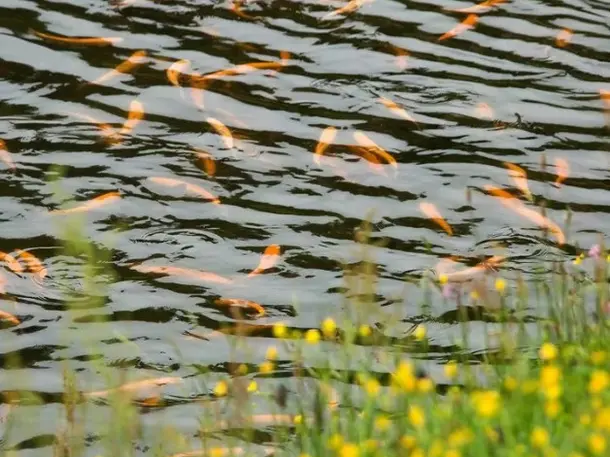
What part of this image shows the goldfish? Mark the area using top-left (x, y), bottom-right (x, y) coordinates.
top-left (353, 131), bottom-right (397, 169)
top-left (119, 100), bottom-right (145, 136)
top-left (474, 102), bottom-right (494, 120)
top-left (379, 97), bottom-right (418, 126)
top-left (322, 0), bottom-right (373, 20)
top-left (148, 176), bottom-right (220, 204)
top-left (30, 29), bottom-right (123, 46)
top-left (247, 244), bottom-right (281, 278)
top-left (15, 249), bottom-right (47, 282)
top-left (50, 191), bottom-right (121, 215)
top-left (503, 162), bottom-right (533, 201)
top-left (419, 202), bottom-right (453, 236)
top-left (67, 112), bottom-right (122, 145)
top-left (215, 298), bottom-right (265, 317)
top-left (438, 255), bottom-right (505, 283)
top-left (84, 376), bottom-right (183, 398)
top-left (231, 0), bottom-right (257, 20)
top-left (130, 264), bottom-right (233, 284)
top-left (189, 72), bottom-right (206, 110)
top-left (484, 185), bottom-right (565, 245)
top-left (555, 28), bottom-right (573, 48)
top-left (206, 117), bottom-right (234, 150)
top-left (347, 145), bottom-right (386, 175)
top-left (0, 309), bottom-right (19, 326)
top-left (388, 44), bottom-right (409, 70)
top-left (193, 149), bottom-right (216, 177)
top-left (601, 89), bottom-right (610, 126)
top-left (0, 139), bottom-right (16, 171)
top-left (314, 127), bottom-right (337, 165)
top-left (554, 158), bottom-right (569, 187)
top-left (438, 14), bottom-right (479, 41)
top-left (0, 252), bottom-right (25, 273)
top-left (193, 53), bottom-right (289, 84)
top-left (450, 0), bottom-right (506, 13)
top-left (166, 59), bottom-right (191, 87)
top-left (90, 50), bottom-right (147, 86)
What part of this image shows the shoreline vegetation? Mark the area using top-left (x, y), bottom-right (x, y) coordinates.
top-left (1, 201), bottom-right (609, 457)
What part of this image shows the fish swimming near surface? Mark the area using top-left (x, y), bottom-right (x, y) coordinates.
top-left (50, 191), bottom-right (121, 215)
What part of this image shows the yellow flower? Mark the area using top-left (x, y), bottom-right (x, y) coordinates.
top-left (339, 443), bottom-right (359, 457)
top-left (439, 274), bottom-right (448, 285)
top-left (445, 450), bottom-right (461, 457)
top-left (411, 448), bottom-right (425, 457)
top-left (544, 384), bottom-right (562, 400)
top-left (304, 329), bottom-right (320, 344)
top-left (392, 360), bottom-right (416, 392)
top-left (540, 343), bottom-right (558, 361)
top-left (374, 415), bottom-right (391, 431)
top-left (417, 378), bottom-right (434, 394)
top-left (591, 351), bottom-right (607, 365)
top-left (237, 364), bottom-right (248, 375)
top-left (400, 435), bottom-right (416, 450)
top-left (293, 414), bottom-right (303, 425)
top-left (298, 454), bottom-right (310, 457)
top-left (589, 370), bottom-right (610, 394)
top-left (328, 433), bottom-right (343, 449)
top-left (504, 376), bottom-right (518, 391)
top-left (272, 322), bottom-right (287, 338)
top-left (531, 427), bottom-right (549, 448)
top-left (495, 278), bottom-right (506, 293)
top-left (259, 361), bottom-right (274, 374)
top-left (471, 390), bottom-right (500, 418)
top-left (364, 378), bottom-right (380, 396)
top-left (545, 400), bottom-right (561, 418)
top-left (362, 440), bottom-right (378, 452)
top-left (247, 381), bottom-right (258, 393)
top-left (321, 317), bottom-right (337, 338)
top-left (470, 290), bottom-right (479, 300)
top-left (358, 324), bottom-right (372, 338)
top-left (213, 380), bottom-right (228, 397)
top-left (444, 361), bottom-right (458, 379)
top-left (568, 453), bottom-right (584, 457)
top-left (414, 325), bottom-right (426, 341)
top-left (429, 440), bottom-right (443, 457)
top-left (408, 405), bottom-right (425, 429)
top-left (209, 448), bottom-right (226, 457)
top-left (265, 346), bottom-right (278, 360)
top-left (448, 427), bottom-right (474, 447)
top-left (573, 253), bottom-right (585, 265)
top-left (540, 365), bottom-right (561, 388)
top-left (595, 407), bottom-right (610, 431)
top-left (589, 433), bottom-right (606, 455)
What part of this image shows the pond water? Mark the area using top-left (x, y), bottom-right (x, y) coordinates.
top-left (0, 0), bottom-right (609, 453)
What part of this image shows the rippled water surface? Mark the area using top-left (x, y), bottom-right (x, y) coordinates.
top-left (1, 0), bottom-right (610, 452)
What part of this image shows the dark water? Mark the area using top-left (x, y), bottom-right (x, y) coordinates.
top-left (1, 0), bottom-right (609, 453)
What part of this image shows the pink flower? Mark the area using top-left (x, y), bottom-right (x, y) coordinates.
top-left (589, 244), bottom-right (601, 259)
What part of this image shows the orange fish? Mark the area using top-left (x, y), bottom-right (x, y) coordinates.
top-left (450, 0), bottom-right (505, 13)
top-left (50, 191), bottom-right (121, 215)
top-left (0, 272), bottom-right (5, 294)
top-left (554, 158), bottom-right (569, 187)
top-left (0, 309), bottom-right (19, 326)
top-left (193, 149), bottom-right (216, 177)
top-left (30, 29), bottom-right (123, 46)
top-left (439, 14), bottom-right (479, 41)
top-left (131, 264), bottom-right (233, 284)
top-left (0, 139), bottom-right (16, 171)
top-left (68, 112), bottom-right (122, 145)
top-left (119, 100), bottom-right (145, 136)
top-left (601, 89), bottom-right (610, 127)
top-left (474, 102), bottom-right (494, 120)
top-left (379, 97), bottom-right (418, 126)
top-left (90, 50), bottom-right (147, 85)
top-left (322, 0), bottom-right (372, 20)
top-left (439, 255), bottom-right (505, 283)
top-left (231, 0), bottom-right (256, 20)
top-left (314, 127), bottom-right (337, 165)
top-left (555, 28), bottom-right (573, 48)
top-left (484, 185), bottom-right (565, 245)
top-left (189, 72), bottom-right (206, 110)
top-left (388, 44), bottom-right (409, 70)
top-left (149, 177), bottom-right (220, 204)
top-left (503, 162), bottom-right (533, 201)
top-left (167, 59), bottom-right (191, 87)
top-left (0, 252), bottom-right (25, 273)
top-left (193, 53), bottom-right (290, 84)
top-left (215, 298), bottom-right (265, 317)
top-left (353, 131), bottom-right (397, 169)
top-left (347, 145), bottom-right (386, 175)
top-left (84, 376), bottom-right (183, 398)
top-left (206, 117), bottom-right (234, 150)
top-left (15, 249), bottom-right (47, 282)
top-left (419, 202), bottom-right (453, 236)
top-left (247, 244), bottom-right (281, 278)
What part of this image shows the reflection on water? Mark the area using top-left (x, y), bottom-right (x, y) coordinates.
top-left (1, 0), bottom-right (609, 452)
